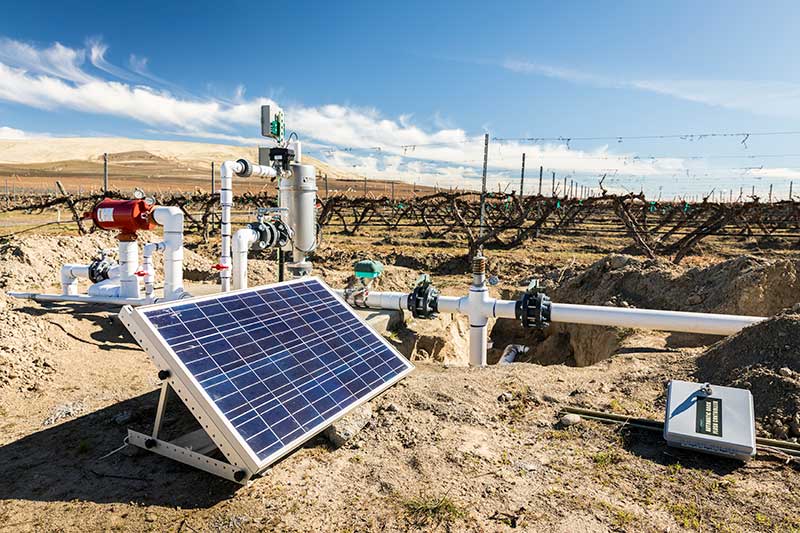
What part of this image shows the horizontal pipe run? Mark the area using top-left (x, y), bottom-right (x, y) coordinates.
top-left (549, 303), bottom-right (764, 336)
top-left (333, 289), bottom-right (407, 311)
top-left (436, 295), bottom-right (464, 314)
top-left (341, 290), bottom-right (765, 336)
top-left (7, 292), bottom-right (153, 306)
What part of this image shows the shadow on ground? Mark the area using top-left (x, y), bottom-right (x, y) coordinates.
top-left (14, 302), bottom-right (139, 351)
top-left (0, 390), bottom-right (241, 508)
top-left (619, 427), bottom-right (742, 476)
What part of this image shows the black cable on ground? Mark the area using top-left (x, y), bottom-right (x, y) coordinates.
top-left (561, 406), bottom-right (800, 458)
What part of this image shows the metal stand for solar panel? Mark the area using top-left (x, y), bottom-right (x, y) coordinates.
top-left (119, 279), bottom-right (413, 486)
top-left (126, 380), bottom-right (252, 484)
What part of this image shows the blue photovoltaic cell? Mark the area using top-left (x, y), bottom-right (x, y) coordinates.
top-left (141, 278), bottom-right (412, 463)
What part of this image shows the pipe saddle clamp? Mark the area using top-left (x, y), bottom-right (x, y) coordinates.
top-left (515, 281), bottom-right (552, 329)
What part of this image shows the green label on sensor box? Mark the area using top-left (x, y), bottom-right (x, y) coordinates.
top-left (696, 397), bottom-right (722, 437)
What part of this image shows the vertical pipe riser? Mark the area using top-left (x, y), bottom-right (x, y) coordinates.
top-left (154, 207), bottom-right (185, 301)
top-left (118, 241), bottom-right (140, 299)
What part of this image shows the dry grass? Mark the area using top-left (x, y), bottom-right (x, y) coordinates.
top-left (401, 492), bottom-right (466, 528)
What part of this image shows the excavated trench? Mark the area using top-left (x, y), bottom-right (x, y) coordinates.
top-left (394, 253), bottom-right (800, 368)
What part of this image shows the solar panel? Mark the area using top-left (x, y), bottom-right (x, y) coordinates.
top-left (120, 277), bottom-right (413, 478)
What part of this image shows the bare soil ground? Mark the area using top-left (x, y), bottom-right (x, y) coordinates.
top-left (0, 217), bottom-right (799, 533)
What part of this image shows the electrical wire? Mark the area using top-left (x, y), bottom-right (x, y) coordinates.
top-left (493, 130), bottom-right (800, 144)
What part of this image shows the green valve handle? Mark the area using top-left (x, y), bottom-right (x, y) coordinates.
top-left (354, 259), bottom-right (383, 279)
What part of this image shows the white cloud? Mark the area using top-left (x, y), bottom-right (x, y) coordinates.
top-left (0, 125), bottom-right (27, 139)
top-left (631, 79), bottom-right (800, 119)
top-left (4, 37), bottom-right (788, 193)
top-left (128, 54), bottom-right (148, 74)
top-left (503, 59), bottom-right (800, 119)
top-left (0, 38), bottom-right (94, 84)
top-left (746, 167), bottom-right (800, 180)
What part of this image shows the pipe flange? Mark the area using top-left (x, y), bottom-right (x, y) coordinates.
top-left (271, 218), bottom-right (290, 248)
top-left (407, 282), bottom-right (439, 319)
top-left (236, 158), bottom-right (252, 177)
top-left (515, 291), bottom-right (551, 329)
top-left (247, 218), bottom-right (290, 250)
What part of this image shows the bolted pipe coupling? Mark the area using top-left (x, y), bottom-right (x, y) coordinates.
top-left (407, 274), bottom-right (439, 319)
top-left (247, 218), bottom-right (290, 250)
top-left (516, 291), bottom-right (552, 329)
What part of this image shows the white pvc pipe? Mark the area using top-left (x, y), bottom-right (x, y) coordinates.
top-left (436, 295), bottom-right (464, 314)
top-left (118, 240), bottom-right (140, 299)
top-left (334, 289), bottom-right (407, 310)
top-left (219, 160), bottom-right (277, 292)
top-left (87, 278), bottom-right (120, 297)
top-left (278, 177), bottom-right (293, 253)
top-left (288, 139), bottom-right (302, 163)
top-left (232, 228), bottom-right (259, 290)
top-left (219, 161), bottom-right (237, 292)
top-left (468, 273), bottom-right (489, 367)
top-left (498, 344), bottom-right (528, 365)
top-left (60, 264), bottom-right (90, 295)
top-left (142, 242), bottom-right (165, 299)
top-left (549, 303), bottom-right (764, 336)
top-left (339, 288), bottom-right (767, 367)
top-left (153, 206), bottom-right (184, 301)
top-left (7, 292), bottom-right (152, 306)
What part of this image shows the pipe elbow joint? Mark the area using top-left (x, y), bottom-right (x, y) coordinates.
top-left (220, 160), bottom-right (242, 179)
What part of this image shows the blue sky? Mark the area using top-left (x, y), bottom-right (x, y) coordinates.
top-left (1, 0), bottom-right (800, 197)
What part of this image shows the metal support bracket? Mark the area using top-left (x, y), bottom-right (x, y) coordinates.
top-left (127, 382), bottom-right (252, 485)
top-left (127, 430), bottom-right (249, 484)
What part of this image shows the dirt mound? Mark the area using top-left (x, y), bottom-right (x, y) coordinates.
top-left (499, 254), bottom-right (800, 367)
top-left (0, 234), bottom-right (118, 290)
top-left (554, 253), bottom-right (800, 315)
top-left (696, 315), bottom-right (800, 440)
top-left (0, 294), bottom-right (63, 390)
top-left (682, 256), bottom-right (800, 315)
top-left (0, 234), bottom-right (219, 289)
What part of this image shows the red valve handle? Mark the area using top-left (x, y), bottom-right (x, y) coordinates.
top-left (212, 263), bottom-right (229, 271)
top-left (134, 270), bottom-right (148, 277)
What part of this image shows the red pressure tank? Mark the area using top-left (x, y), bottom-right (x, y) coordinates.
top-left (86, 198), bottom-right (157, 236)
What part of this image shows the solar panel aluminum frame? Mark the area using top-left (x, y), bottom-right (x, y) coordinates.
top-left (119, 277), bottom-right (414, 480)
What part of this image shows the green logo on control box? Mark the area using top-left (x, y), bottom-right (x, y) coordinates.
top-left (696, 397), bottom-right (722, 437)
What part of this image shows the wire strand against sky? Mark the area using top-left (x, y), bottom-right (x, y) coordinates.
top-left (492, 130), bottom-right (800, 145)
top-left (317, 129), bottom-right (800, 156)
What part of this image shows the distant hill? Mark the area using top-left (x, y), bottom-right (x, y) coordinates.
top-left (0, 136), bottom-right (360, 181)
top-left (0, 137), bottom-right (436, 197)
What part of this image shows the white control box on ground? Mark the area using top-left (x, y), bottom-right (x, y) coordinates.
top-left (664, 379), bottom-right (756, 461)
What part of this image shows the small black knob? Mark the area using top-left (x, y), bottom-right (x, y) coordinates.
top-left (144, 438), bottom-right (157, 449)
top-left (157, 369), bottom-right (170, 381)
top-left (234, 470), bottom-right (246, 482)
